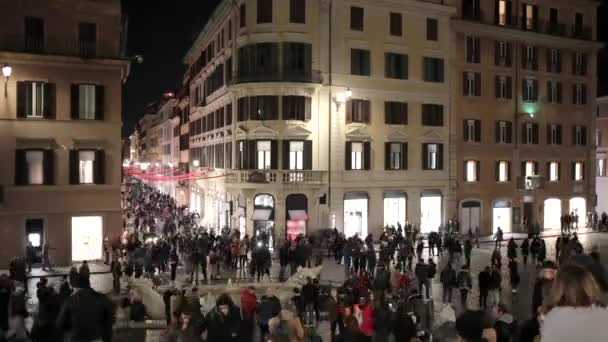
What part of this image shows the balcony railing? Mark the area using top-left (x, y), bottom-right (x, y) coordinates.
top-left (571, 25), bottom-right (592, 40)
top-left (231, 70), bottom-right (322, 85)
top-left (545, 21), bottom-right (567, 36)
top-left (462, 9), bottom-right (483, 22)
top-left (225, 170), bottom-right (326, 185)
top-left (517, 175), bottom-right (544, 191)
top-left (0, 34), bottom-right (119, 59)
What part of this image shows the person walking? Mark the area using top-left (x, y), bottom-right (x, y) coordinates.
top-left (440, 263), bottom-right (457, 303)
top-left (414, 258), bottom-right (430, 300)
top-left (26, 241), bottom-right (36, 273)
top-left (464, 239), bottom-right (473, 268)
top-left (494, 227), bottom-right (504, 249)
top-left (520, 237), bottom-right (530, 265)
top-left (458, 265), bottom-right (473, 309)
top-left (508, 259), bottom-right (520, 293)
top-left (41, 241), bottom-right (54, 271)
top-left (111, 257), bottom-right (122, 294)
top-left (478, 266), bottom-right (491, 309)
top-left (489, 265), bottom-right (503, 306)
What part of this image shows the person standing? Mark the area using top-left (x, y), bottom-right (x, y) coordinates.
top-left (440, 263), bottom-right (456, 303)
top-left (169, 247), bottom-right (179, 283)
top-left (415, 258), bottom-right (430, 300)
top-left (25, 241), bottom-right (36, 273)
top-left (494, 227), bottom-right (504, 249)
top-left (464, 239), bottom-right (473, 268)
top-left (508, 259), bottom-right (520, 293)
top-left (478, 266), bottom-right (491, 309)
top-left (489, 265), bottom-right (503, 306)
top-left (520, 238), bottom-right (530, 265)
top-left (41, 241), bottom-right (54, 271)
top-left (111, 257), bottom-right (122, 294)
top-left (458, 266), bottom-right (473, 309)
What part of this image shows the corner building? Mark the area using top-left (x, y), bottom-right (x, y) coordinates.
top-left (184, 0), bottom-right (455, 245)
top-left (452, 0), bottom-right (601, 235)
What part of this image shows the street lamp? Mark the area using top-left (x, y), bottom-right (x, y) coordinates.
top-left (333, 87), bottom-right (352, 111)
top-left (2, 64), bottom-right (11, 98)
top-left (192, 159), bottom-right (200, 167)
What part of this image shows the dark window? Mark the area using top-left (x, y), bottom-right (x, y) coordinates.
top-left (522, 122), bottom-right (539, 144)
top-left (24, 17), bottom-right (44, 53)
top-left (546, 81), bottom-right (562, 104)
top-left (423, 58), bottom-right (444, 82)
top-left (575, 12), bottom-right (583, 33)
top-left (522, 79), bottom-right (538, 102)
top-left (283, 42), bottom-right (312, 79)
top-left (225, 57), bottom-right (233, 83)
top-left (350, 7), bottom-right (364, 31)
top-left (385, 102), bottom-right (408, 125)
top-left (465, 36), bottom-right (481, 63)
top-left (290, 0), bottom-right (306, 23)
top-left (385, 53), bottom-right (408, 79)
top-left (249, 96), bottom-right (279, 120)
top-left (78, 22), bottom-right (96, 58)
top-left (494, 41), bottom-right (512, 67)
top-left (546, 48), bottom-right (562, 73)
top-left (228, 20), bottom-right (232, 39)
top-left (351, 49), bottom-right (371, 76)
top-left (495, 75), bottom-right (513, 99)
top-left (257, 0), bottom-right (273, 23)
top-left (522, 45), bottom-right (538, 70)
top-left (421, 104), bottom-right (444, 126)
top-left (494, 120), bottom-right (513, 143)
top-left (238, 97), bottom-right (249, 121)
top-left (240, 4), bottom-right (247, 28)
top-left (346, 99), bottom-right (370, 124)
top-left (546, 124), bottom-right (563, 145)
top-left (390, 13), bottom-right (402, 36)
top-left (226, 103), bottom-right (233, 126)
top-left (282, 96), bottom-right (311, 121)
top-left (237, 43), bottom-right (279, 80)
top-left (426, 18), bottom-right (438, 41)
top-left (225, 142), bottom-right (232, 169)
top-left (463, 119), bottom-right (482, 142)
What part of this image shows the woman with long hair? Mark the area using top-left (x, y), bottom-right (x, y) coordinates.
top-left (540, 264), bottom-right (608, 341)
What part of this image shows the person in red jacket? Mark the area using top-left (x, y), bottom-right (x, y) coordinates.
top-left (240, 286), bottom-right (257, 340)
top-left (355, 296), bottom-right (375, 342)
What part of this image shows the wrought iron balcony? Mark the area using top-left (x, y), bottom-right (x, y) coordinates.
top-left (571, 25), bottom-right (592, 40)
top-left (231, 70), bottom-right (322, 85)
top-left (225, 170), bottom-right (326, 185)
top-left (462, 9), bottom-right (483, 22)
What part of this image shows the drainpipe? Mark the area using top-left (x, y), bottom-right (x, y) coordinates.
top-left (327, 0), bottom-right (333, 219)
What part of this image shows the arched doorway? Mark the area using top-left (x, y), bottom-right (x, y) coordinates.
top-left (460, 200), bottom-right (481, 235)
top-left (493, 200), bottom-right (512, 233)
top-left (569, 197), bottom-right (587, 228)
top-left (544, 198), bottom-right (562, 230)
top-left (237, 194), bottom-right (246, 237)
top-left (421, 190), bottom-right (442, 233)
top-left (383, 191), bottom-right (407, 229)
top-left (253, 193), bottom-right (275, 248)
top-left (286, 194), bottom-right (308, 241)
top-left (344, 192), bottom-right (368, 238)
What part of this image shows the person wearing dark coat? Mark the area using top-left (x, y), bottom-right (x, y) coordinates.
top-left (440, 263), bottom-right (457, 303)
top-left (373, 299), bottom-right (391, 342)
top-left (56, 276), bottom-right (113, 342)
top-left (520, 238), bottom-right (530, 264)
top-left (207, 294), bottom-right (241, 342)
top-left (508, 259), bottom-right (520, 293)
top-left (478, 266), bottom-right (491, 309)
top-left (256, 291), bottom-right (282, 342)
top-left (507, 238), bottom-right (517, 261)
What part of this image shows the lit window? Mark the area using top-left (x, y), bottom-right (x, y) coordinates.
top-left (427, 144), bottom-right (437, 170)
top-left (466, 72), bottom-right (475, 96)
top-left (525, 4), bottom-right (535, 30)
top-left (257, 140), bottom-right (271, 169)
top-left (599, 159), bottom-right (605, 177)
top-left (498, 0), bottom-right (507, 26)
top-left (466, 160), bottom-right (477, 182)
top-left (79, 151), bottom-right (95, 184)
top-left (549, 162), bottom-right (559, 181)
top-left (26, 82), bottom-right (45, 118)
top-left (389, 143), bottom-right (402, 170)
top-left (525, 161), bottom-right (535, 177)
top-left (498, 161), bottom-right (508, 182)
top-left (574, 162), bottom-right (583, 181)
top-left (289, 141), bottom-right (303, 170)
top-left (26, 150), bottom-right (43, 184)
top-left (351, 142), bottom-right (363, 170)
top-left (78, 84), bottom-right (96, 119)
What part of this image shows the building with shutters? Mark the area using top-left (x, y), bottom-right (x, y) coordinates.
top-left (0, 0), bottom-right (128, 266)
top-left (452, 0), bottom-right (601, 235)
top-left (179, 0), bottom-right (455, 244)
top-left (596, 96), bottom-right (608, 215)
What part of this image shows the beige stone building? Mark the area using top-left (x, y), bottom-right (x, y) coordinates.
top-left (451, 0), bottom-right (601, 235)
top-left (0, 0), bottom-right (128, 266)
top-left (177, 0), bottom-right (455, 245)
top-left (596, 96), bottom-right (608, 214)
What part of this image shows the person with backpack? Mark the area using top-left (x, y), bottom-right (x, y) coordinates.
top-left (457, 265), bottom-right (473, 309)
top-left (491, 304), bottom-right (517, 342)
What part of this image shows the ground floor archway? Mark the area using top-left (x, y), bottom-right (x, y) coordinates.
top-left (569, 197), bottom-right (587, 228)
top-left (344, 192), bottom-right (369, 238)
top-left (286, 194), bottom-right (308, 241)
top-left (544, 198), bottom-right (562, 230)
top-left (253, 193), bottom-right (275, 248)
top-left (383, 191), bottom-right (406, 229)
top-left (460, 200), bottom-right (481, 235)
top-left (493, 200), bottom-right (512, 233)
top-left (421, 191), bottom-right (442, 233)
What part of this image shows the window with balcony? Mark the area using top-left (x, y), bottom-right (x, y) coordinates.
top-left (547, 81), bottom-right (562, 104)
top-left (426, 18), bottom-right (438, 41)
top-left (495, 75), bottom-right (512, 99)
top-left (497, 160), bottom-right (510, 182)
top-left (78, 22), bottom-right (96, 58)
top-left (289, 141), bottom-right (304, 170)
top-left (385, 142), bottom-right (407, 170)
top-left (290, 0), bottom-right (305, 24)
top-left (24, 17), bottom-right (44, 53)
top-left (463, 72), bottom-right (481, 96)
top-left (466, 36), bottom-right (480, 63)
top-left (523, 4), bottom-right (538, 31)
top-left (257, 141), bottom-right (272, 169)
top-left (573, 161), bottom-right (584, 181)
top-left (16, 81), bottom-right (54, 119)
top-left (421, 104), bottom-right (444, 126)
top-left (385, 53), bottom-right (408, 79)
top-left (495, 120), bottom-right (512, 144)
top-left (390, 13), bottom-right (402, 36)
top-left (385, 102), bottom-right (408, 125)
top-left (573, 84), bottom-right (587, 105)
top-left (350, 6), bottom-right (364, 31)
top-left (423, 58), bottom-right (444, 82)
top-left (346, 99), bottom-right (370, 124)
top-left (257, 0), bottom-right (272, 23)
top-left (423, 143), bottom-right (443, 170)
top-left (549, 161), bottom-right (560, 181)
top-left (574, 125), bottom-right (587, 146)
top-left (524, 161), bottom-right (537, 177)
top-left (548, 124), bottom-right (562, 145)
top-left (351, 49), bottom-right (371, 76)
top-left (465, 160), bottom-right (479, 182)
top-left (463, 119), bottom-right (481, 142)
top-left (523, 78), bottom-right (538, 102)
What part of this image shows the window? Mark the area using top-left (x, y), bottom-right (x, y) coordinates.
top-left (523, 45), bottom-right (537, 69)
top-left (351, 49), bottom-right (371, 76)
top-left (497, 0), bottom-right (508, 26)
top-left (547, 81), bottom-right (562, 104)
top-left (76, 84), bottom-right (96, 119)
top-left (495, 75), bottom-right (512, 99)
top-left (385, 53), bottom-right (408, 79)
top-left (523, 78), bottom-right (538, 102)
top-left (548, 48), bottom-right (561, 73)
top-left (573, 84), bottom-right (587, 105)
top-left (289, 141), bottom-right (304, 170)
top-left (466, 36), bottom-right (480, 63)
top-left (497, 161), bottom-right (510, 182)
top-left (390, 13), bottom-right (402, 36)
top-left (423, 58), bottom-right (444, 82)
top-left (26, 151), bottom-right (44, 185)
top-left (257, 141), bottom-right (271, 169)
top-left (283, 96), bottom-right (311, 121)
top-left (463, 119), bottom-right (481, 142)
top-left (463, 72), bottom-right (481, 96)
top-left (523, 122), bottom-right (539, 144)
top-left (423, 143), bottom-right (443, 170)
top-left (599, 159), bottom-right (605, 177)
top-left (249, 96), bottom-right (279, 120)
top-left (24, 17), bottom-right (44, 53)
top-left (283, 42), bottom-right (312, 77)
top-left (597, 129), bottom-right (602, 146)
top-left (350, 7), bottom-right (364, 31)
top-left (347, 99), bottom-right (370, 123)
top-left (22, 81), bottom-right (46, 118)
top-left (495, 121), bottom-right (512, 144)
top-left (574, 52), bottom-right (587, 75)
top-left (240, 4), bottom-right (246, 27)
top-left (290, 0), bottom-right (305, 24)
top-left (351, 142), bottom-right (363, 170)
top-left (426, 18), bottom-right (438, 41)
top-left (421, 104), bottom-right (444, 126)
top-left (78, 151), bottom-right (95, 184)
top-left (524, 161), bottom-right (537, 177)
top-left (257, 0), bottom-right (272, 24)
top-left (549, 161), bottom-right (560, 181)
top-left (465, 160), bottom-right (479, 182)
top-left (574, 12), bottom-right (584, 34)
top-left (385, 102), bottom-right (408, 125)
top-left (523, 4), bottom-right (538, 30)
top-left (386, 143), bottom-right (406, 170)
top-left (573, 162), bottom-right (584, 181)
top-left (495, 41), bottom-right (510, 66)
top-left (574, 125), bottom-right (587, 146)
top-left (78, 22), bottom-right (96, 58)
top-left (548, 124), bottom-right (562, 145)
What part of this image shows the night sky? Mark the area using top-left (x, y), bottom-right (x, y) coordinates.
top-left (121, 0), bottom-right (608, 137)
